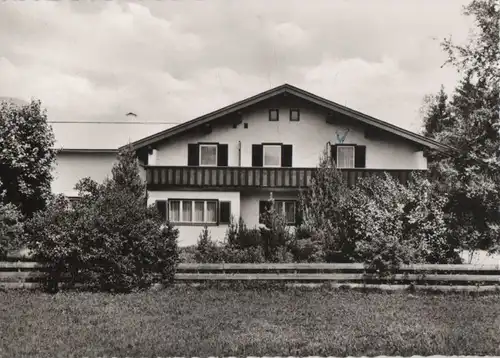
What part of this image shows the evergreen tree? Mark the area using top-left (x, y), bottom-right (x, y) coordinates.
top-left (424, 0), bottom-right (500, 255)
top-left (422, 85), bottom-right (452, 140)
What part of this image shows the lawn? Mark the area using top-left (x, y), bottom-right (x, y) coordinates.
top-left (1, 286), bottom-right (500, 357)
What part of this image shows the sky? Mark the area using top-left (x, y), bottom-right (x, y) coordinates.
top-left (0, 0), bottom-right (473, 149)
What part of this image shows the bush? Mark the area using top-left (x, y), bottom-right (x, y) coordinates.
top-left (0, 202), bottom-right (24, 259)
top-left (194, 226), bottom-right (221, 263)
top-left (259, 196), bottom-right (294, 261)
top-left (220, 245), bottom-right (266, 263)
top-left (299, 150), bottom-right (357, 262)
top-left (23, 145), bottom-right (179, 292)
top-left (225, 216), bottom-right (262, 249)
top-left (299, 150), bottom-right (457, 272)
top-left (179, 246), bottom-right (197, 263)
top-left (351, 172), bottom-right (457, 275)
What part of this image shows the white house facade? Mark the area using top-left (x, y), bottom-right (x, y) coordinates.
top-left (127, 84), bottom-right (448, 246)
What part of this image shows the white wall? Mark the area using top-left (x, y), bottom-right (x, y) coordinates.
top-left (147, 190), bottom-right (240, 246)
top-left (155, 105), bottom-right (427, 169)
top-left (51, 152), bottom-right (117, 196)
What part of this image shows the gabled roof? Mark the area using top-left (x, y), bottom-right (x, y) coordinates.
top-left (124, 83), bottom-right (450, 152)
top-left (57, 148), bottom-right (118, 154)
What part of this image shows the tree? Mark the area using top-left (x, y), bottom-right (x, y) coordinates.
top-left (24, 145), bottom-right (179, 292)
top-left (0, 99), bottom-right (57, 217)
top-left (299, 149), bottom-right (357, 262)
top-left (422, 85), bottom-right (453, 140)
top-left (423, 0), bottom-right (500, 256)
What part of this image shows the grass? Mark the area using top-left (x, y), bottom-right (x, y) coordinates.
top-left (1, 286), bottom-right (500, 357)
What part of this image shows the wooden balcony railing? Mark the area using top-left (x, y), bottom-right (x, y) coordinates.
top-left (146, 166), bottom-right (425, 190)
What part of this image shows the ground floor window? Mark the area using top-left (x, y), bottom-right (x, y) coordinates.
top-left (168, 199), bottom-right (218, 224)
top-left (259, 200), bottom-right (296, 224)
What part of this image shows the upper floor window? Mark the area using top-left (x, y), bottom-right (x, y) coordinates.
top-left (199, 144), bottom-right (217, 166)
top-left (290, 109), bottom-right (300, 121)
top-left (336, 146), bottom-right (355, 168)
top-left (263, 145), bottom-right (281, 167)
top-left (331, 144), bottom-right (366, 169)
top-left (269, 109), bottom-right (279, 121)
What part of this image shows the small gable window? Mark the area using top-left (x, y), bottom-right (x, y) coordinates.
top-left (263, 145), bottom-right (281, 167)
top-left (199, 144), bottom-right (217, 166)
top-left (269, 109), bottom-right (279, 121)
top-left (290, 109), bottom-right (300, 121)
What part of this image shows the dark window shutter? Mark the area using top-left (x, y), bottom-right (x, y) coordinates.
top-left (355, 145), bottom-right (366, 168)
top-left (217, 144), bottom-right (228, 167)
top-left (155, 200), bottom-right (167, 221)
top-left (281, 144), bottom-right (293, 167)
top-left (252, 144), bottom-right (263, 167)
top-left (219, 201), bottom-right (231, 224)
top-left (187, 144), bottom-right (199, 166)
top-left (331, 144), bottom-right (338, 166)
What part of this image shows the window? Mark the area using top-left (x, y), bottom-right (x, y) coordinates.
top-left (259, 200), bottom-right (296, 224)
top-left (168, 199), bottom-right (218, 224)
top-left (290, 109), bottom-right (300, 121)
top-left (199, 144), bottom-right (217, 166)
top-left (269, 109), bottom-right (279, 121)
top-left (263, 145), bottom-right (281, 167)
top-left (336, 146), bottom-right (355, 168)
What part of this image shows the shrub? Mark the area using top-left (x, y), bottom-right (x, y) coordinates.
top-left (259, 196), bottom-right (294, 261)
top-left (194, 226), bottom-right (221, 263)
top-left (299, 150), bottom-right (357, 262)
top-left (23, 145), bottom-right (179, 292)
top-left (179, 246), bottom-right (197, 263)
top-left (225, 216), bottom-right (262, 249)
top-left (220, 245), bottom-right (266, 263)
top-left (351, 172), bottom-right (456, 275)
top-left (0, 202), bottom-right (24, 259)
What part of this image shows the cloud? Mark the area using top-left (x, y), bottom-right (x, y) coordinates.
top-left (0, 0), bottom-right (472, 148)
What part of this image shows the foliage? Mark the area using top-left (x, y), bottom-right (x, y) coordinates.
top-left (299, 149), bottom-right (357, 262)
top-left (422, 0), bottom-right (500, 255)
top-left (23, 145), bottom-right (179, 292)
top-left (351, 173), bottom-right (458, 274)
top-left (0, 202), bottom-right (24, 259)
top-left (421, 85), bottom-right (453, 141)
top-left (194, 226), bottom-right (221, 263)
top-left (259, 195), bottom-right (295, 262)
top-left (0, 99), bottom-right (57, 217)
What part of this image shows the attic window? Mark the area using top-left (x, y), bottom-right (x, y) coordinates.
top-left (290, 109), bottom-right (300, 121)
top-left (269, 109), bottom-right (279, 121)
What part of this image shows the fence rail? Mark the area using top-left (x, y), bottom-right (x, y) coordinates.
top-left (2, 262), bottom-right (500, 290)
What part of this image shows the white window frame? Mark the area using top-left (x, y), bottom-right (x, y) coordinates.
top-left (263, 144), bottom-right (282, 167)
top-left (336, 145), bottom-right (355, 169)
top-left (199, 144), bottom-right (218, 167)
top-left (168, 199), bottom-right (218, 224)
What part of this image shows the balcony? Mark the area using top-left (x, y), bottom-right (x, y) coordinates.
top-left (146, 166), bottom-right (424, 190)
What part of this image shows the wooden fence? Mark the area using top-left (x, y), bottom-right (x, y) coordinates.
top-left (2, 261), bottom-right (500, 291)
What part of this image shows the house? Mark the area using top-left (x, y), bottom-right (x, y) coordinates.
top-left (125, 84), bottom-right (448, 246)
top-left (51, 148), bottom-right (118, 201)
